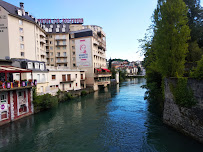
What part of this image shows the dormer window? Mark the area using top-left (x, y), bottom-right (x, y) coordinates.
top-left (28, 62), bottom-right (33, 69)
top-left (35, 62), bottom-right (39, 69)
top-left (18, 10), bottom-right (22, 16)
top-left (40, 63), bottom-right (44, 70)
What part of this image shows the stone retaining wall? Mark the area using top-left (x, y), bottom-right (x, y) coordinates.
top-left (163, 78), bottom-right (203, 143)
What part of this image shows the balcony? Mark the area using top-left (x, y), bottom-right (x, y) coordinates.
top-left (60, 78), bottom-right (75, 83)
top-left (97, 81), bottom-right (110, 86)
top-left (40, 39), bottom-right (46, 44)
top-left (0, 80), bottom-right (36, 92)
top-left (41, 50), bottom-right (46, 56)
top-left (94, 72), bottom-right (112, 78)
top-left (55, 37), bottom-right (66, 40)
top-left (56, 60), bottom-right (67, 63)
top-left (56, 43), bottom-right (67, 46)
top-left (56, 54), bottom-right (67, 58)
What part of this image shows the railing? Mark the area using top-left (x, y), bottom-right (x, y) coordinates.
top-left (56, 54), bottom-right (67, 57)
top-left (55, 37), bottom-right (66, 40)
top-left (56, 60), bottom-right (67, 63)
top-left (0, 80), bottom-right (37, 90)
top-left (60, 78), bottom-right (76, 83)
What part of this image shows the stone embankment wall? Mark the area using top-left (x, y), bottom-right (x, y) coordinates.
top-left (163, 78), bottom-right (203, 143)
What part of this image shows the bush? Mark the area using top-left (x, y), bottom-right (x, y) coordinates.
top-left (81, 90), bottom-right (88, 96)
top-left (170, 78), bottom-right (196, 108)
top-left (33, 93), bottom-right (58, 111)
top-left (190, 55), bottom-right (203, 79)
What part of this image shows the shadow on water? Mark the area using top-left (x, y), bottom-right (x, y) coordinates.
top-left (0, 78), bottom-right (203, 152)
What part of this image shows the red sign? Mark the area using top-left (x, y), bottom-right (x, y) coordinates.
top-left (38, 18), bottom-right (84, 24)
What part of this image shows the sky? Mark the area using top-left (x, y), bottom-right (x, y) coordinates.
top-left (3, 0), bottom-right (203, 61)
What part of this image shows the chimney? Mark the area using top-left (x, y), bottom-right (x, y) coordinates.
top-left (20, 2), bottom-right (24, 9)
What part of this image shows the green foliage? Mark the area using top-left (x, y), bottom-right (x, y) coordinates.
top-left (110, 67), bottom-right (116, 79)
top-left (118, 69), bottom-right (126, 82)
top-left (186, 41), bottom-right (203, 62)
top-left (190, 55), bottom-right (203, 79)
top-left (153, 0), bottom-right (190, 77)
top-left (33, 93), bottom-right (58, 111)
top-left (59, 92), bottom-right (73, 102)
top-left (170, 78), bottom-right (196, 108)
top-left (81, 90), bottom-right (88, 96)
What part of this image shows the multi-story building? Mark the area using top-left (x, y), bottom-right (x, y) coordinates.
top-left (0, 1), bottom-right (111, 91)
top-left (46, 66), bottom-right (86, 95)
top-left (0, 1), bottom-right (46, 62)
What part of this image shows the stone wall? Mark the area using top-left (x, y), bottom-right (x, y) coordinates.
top-left (163, 78), bottom-right (203, 143)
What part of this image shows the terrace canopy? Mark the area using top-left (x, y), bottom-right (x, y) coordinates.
top-left (0, 66), bottom-right (32, 81)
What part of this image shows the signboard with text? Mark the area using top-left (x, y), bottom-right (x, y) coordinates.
top-left (75, 38), bottom-right (92, 67)
top-left (38, 18), bottom-right (83, 24)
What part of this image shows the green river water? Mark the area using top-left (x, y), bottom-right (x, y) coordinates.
top-left (0, 78), bottom-right (203, 152)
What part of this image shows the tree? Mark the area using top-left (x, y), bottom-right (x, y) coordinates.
top-left (153, 0), bottom-right (190, 77)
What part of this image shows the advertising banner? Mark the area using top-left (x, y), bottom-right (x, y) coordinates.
top-left (75, 38), bottom-right (92, 67)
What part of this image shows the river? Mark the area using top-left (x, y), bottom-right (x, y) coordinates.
top-left (0, 78), bottom-right (203, 152)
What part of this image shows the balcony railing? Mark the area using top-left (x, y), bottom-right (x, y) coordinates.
top-left (56, 54), bottom-right (67, 57)
top-left (55, 37), bottom-right (66, 40)
top-left (0, 80), bottom-right (37, 90)
top-left (60, 78), bottom-right (76, 83)
top-left (56, 60), bottom-right (67, 63)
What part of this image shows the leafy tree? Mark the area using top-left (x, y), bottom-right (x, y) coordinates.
top-left (153, 0), bottom-right (190, 77)
top-left (190, 55), bottom-right (203, 79)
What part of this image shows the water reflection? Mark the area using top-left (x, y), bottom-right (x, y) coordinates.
top-left (0, 78), bottom-right (203, 152)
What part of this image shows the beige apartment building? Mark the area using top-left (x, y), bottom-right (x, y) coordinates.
top-left (0, 1), bottom-right (46, 62)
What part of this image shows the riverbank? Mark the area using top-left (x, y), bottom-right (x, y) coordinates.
top-left (33, 87), bottom-right (95, 113)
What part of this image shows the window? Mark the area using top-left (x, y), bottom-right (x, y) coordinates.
top-left (35, 62), bottom-right (39, 69)
top-left (57, 46), bottom-right (60, 50)
top-left (50, 46), bottom-right (53, 50)
top-left (20, 36), bottom-right (24, 41)
top-left (40, 63), bottom-right (44, 70)
top-left (20, 44), bottom-right (24, 49)
top-left (50, 52), bottom-right (53, 56)
top-left (62, 75), bottom-right (66, 81)
top-left (1, 94), bottom-right (7, 103)
top-left (37, 74), bottom-right (40, 82)
top-left (63, 46), bottom-right (66, 50)
top-left (67, 74), bottom-right (71, 81)
top-left (18, 92), bottom-right (22, 97)
top-left (57, 41), bottom-right (60, 45)
top-left (49, 35), bottom-right (52, 38)
top-left (76, 83), bottom-right (77, 87)
top-left (69, 84), bottom-right (71, 87)
top-left (81, 74), bottom-right (83, 80)
top-left (73, 52), bottom-right (75, 55)
top-left (19, 20), bottom-right (23, 25)
top-left (52, 75), bottom-right (56, 80)
top-left (57, 52), bottom-right (60, 57)
top-left (51, 58), bottom-right (54, 62)
top-left (72, 57), bottom-right (75, 61)
top-left (72, 46), bottom-right (75, 49)
top-left (19, 28), bottom-right (23, 33)
top-left (28, 62), bottom-right (33, 69)
top-left (63, 41), bottom-right (66, 45)
top-left (21, 52), bottom-right (24, 57)
top-left (50, 41), bottom-right (52, 44)
top-left (73, 64), bottom-right (76, 67)
top-left (72, 40), bottom-right (75, 44)
top-left (63, 52), bottom-right (66, 56)
top-left (75, 74), bottom-right (77, 78)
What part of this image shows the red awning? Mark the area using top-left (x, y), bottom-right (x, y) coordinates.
top-left (96, 69), bottom-right (102, 72)
top-left (102, 68), bottom-right (110, 72)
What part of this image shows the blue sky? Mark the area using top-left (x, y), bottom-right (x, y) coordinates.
top-left (3, 0), bottom-right (203, 61)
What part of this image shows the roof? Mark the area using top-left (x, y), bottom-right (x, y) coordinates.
top-left (0, 0), bottom-right (43, 30)
top-left (69, 29), bottom-right (92, 34)
top-left (0, 65), bottom-right (32, 73)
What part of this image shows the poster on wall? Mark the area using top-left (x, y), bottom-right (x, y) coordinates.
top-left (75, 38), bottom-right (92, 67)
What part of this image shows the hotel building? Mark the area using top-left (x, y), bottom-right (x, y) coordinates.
top-left (0, 1), bottom-right (111, 91)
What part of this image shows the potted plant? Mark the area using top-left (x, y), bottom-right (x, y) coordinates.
top-left (14, 80), bottom-right (19, 87)
top-left (21, 79), bottom-right (26, 87)
top-left (34, 79), bottom-right (37, 86)
top-left (6, 80), bottom-right (11, 89)
top-left (28, 79), bottom-right (32, 86)
top-left (0, 81), bottom-right (3, 89)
